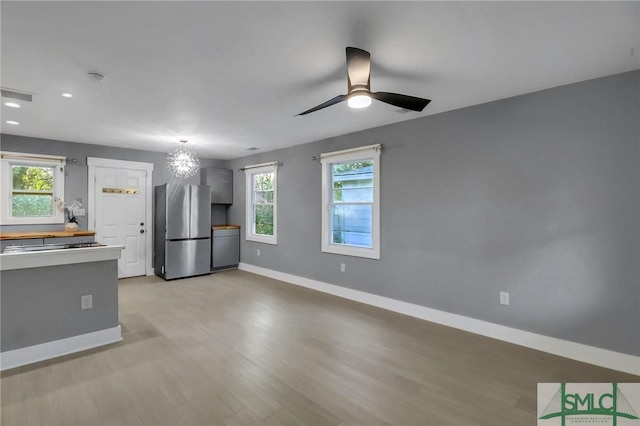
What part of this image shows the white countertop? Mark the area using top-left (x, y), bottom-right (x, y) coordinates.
top-left (0, 245), bottom-right (124, 271)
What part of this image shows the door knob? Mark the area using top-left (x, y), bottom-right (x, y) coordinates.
top-left (140, 229), bottom-right (145, 234)
top-left (140, 222), bottom-right (144, 226)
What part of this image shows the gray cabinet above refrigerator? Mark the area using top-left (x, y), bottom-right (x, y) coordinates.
top-left (200, 168), bottom-right (233, 204)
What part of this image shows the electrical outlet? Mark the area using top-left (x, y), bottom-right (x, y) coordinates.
top-left (340, 263), bottom-right (346, 272)
top-left (257, 248), bottom-right (261, 256)
top-left (81, 294), bottom-right (93, 310)
top-left (499, 291), bottom-right (510, 306)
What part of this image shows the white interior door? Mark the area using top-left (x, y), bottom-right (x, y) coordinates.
top-left (90, 162), bottom-right (151, 278)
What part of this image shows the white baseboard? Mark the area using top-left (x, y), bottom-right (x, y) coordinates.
top-left (239, 263), bottom-right (640, 376)
top-left (0, 326), bottom-right (122, 371)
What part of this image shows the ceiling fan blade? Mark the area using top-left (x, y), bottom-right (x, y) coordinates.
top-left (371, 92), bottom-right (431, 112)
top-left (296, 95), bottom-right (347, 116)
top-left (346, 47), bottom-right (371, 91)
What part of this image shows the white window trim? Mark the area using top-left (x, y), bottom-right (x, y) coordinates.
top-left (245, 163), bottom-right (278, 245)
top-left (0, 151), bottom-right (66, 225)
top-left (321, 144), bottom-right (381, 259)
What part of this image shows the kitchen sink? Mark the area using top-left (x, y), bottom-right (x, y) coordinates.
top-left (2, 242), bottom-right (105, 253)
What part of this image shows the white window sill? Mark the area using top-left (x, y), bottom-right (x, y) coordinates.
top-left (247, 234), bottom-right (278, 245)
top-left (322, 243), bottom-right (379, 260)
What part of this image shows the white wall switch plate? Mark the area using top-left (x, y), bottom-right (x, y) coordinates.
top-left (340, 263), bottom-right (346, 272)
top-left (500, 291), bottom-right (510, 306)
top-left (257, 249), bottom-right (261, 256)
top-left (81, 294), bottom-right (93, 310)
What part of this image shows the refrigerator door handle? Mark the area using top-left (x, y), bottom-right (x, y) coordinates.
top-left (165, 184), bottom-right (190, 240)
top-left (189, 184), bottom-right (195, 239)
top-left (189, 184), bottom-right (212, 239)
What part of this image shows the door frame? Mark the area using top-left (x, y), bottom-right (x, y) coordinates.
top-left (87, 157), bottom-right (154, 276)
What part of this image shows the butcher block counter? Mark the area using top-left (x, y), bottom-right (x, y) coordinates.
top-left (0, 230), bottom-right (96, 240)
top-left (211, 225), bottom-right (240, 230)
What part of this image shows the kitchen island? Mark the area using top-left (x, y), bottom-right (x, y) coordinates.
top-left (0, 243), bottom-right (123, 371)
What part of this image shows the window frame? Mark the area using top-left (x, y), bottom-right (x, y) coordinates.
top-left (321, 144), bottom-right (381, 259)
top-left (0, 151), bottom-right (66, 225)
top-left (245, 163), bottom-right (278, 245)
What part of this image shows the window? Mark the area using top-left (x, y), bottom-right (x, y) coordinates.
top-left (0, 152), bottom-right (66, 225)
top-left (245, 162), bottom-right (277, 244)
top-left (321, 144), bottom-right (380, 259)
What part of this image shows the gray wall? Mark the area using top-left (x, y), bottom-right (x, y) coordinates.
top-left (0, 134), bottom-right (226, 232)
top-left (228, 70), bottom-right (640, 356)
top-left (2, 71), bottom-right (637, 356)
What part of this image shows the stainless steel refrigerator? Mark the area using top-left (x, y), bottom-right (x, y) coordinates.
top-left (154, 184), bottom-right (211, 280)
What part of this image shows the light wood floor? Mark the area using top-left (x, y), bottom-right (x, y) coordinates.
top-left (1, 270), bottom-right (637, 425)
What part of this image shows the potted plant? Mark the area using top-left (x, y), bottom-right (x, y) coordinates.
top-left (64, 200), bottom-right (81, 231)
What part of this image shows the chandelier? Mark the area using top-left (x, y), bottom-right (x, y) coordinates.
top-left (168, 140), bottom-right (200, 178)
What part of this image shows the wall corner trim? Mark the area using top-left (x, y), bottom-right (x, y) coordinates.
top-left (0, 326), bottom-right (122, 371)
top-left (238, 263), bottom-right (640, 376)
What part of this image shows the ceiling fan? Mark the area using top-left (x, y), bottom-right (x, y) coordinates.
top-left (296, 47), bottom-right (431, 116)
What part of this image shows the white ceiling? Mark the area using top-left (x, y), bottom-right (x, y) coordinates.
top-left (1, 1), bottom-right (638, 160)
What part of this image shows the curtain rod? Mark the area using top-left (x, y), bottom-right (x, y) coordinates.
top-left (312, 143), bottom-right (382, 161)
top-left (238, 161), bottom-right (280, 172)
top-left (0, 151), bottom-right (67, 164)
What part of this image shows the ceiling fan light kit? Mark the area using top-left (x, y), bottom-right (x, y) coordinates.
top-left (347, 93), bottom-right (372, 109)
top-left (297, 47), bottom-right (431, 116)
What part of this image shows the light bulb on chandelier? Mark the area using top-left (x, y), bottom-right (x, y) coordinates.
top-left (168, 140), bottom-right (200, 178)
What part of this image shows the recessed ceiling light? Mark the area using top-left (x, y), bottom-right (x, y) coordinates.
top-left (4, 102), bottom-right (21, 108)
top-left (6, 120), bottom-right (20, 125)
top-left (61, 93), bottom-right (73, 98)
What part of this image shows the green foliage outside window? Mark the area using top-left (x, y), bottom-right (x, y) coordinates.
top-left (333, 160), bottom-right (373, 174)
top-left (253, 172), bottom-right (274, 236)
top-left (11, 165), bottom-right (55, 217)
top-left (255, 205), bottom-right (274, 235)
top-left (13, 166), bottom-right (53, 190)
